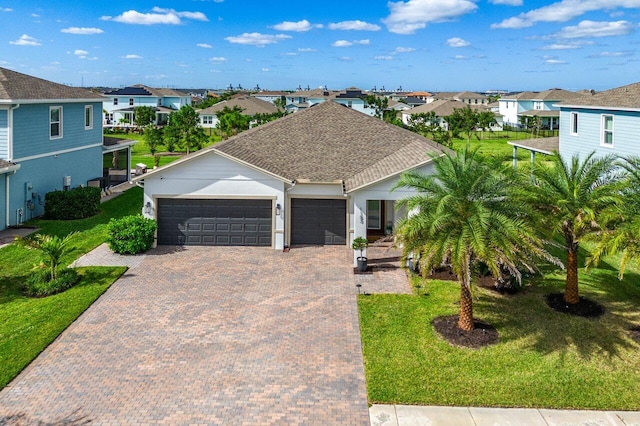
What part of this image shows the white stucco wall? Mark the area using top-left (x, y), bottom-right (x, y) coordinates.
top-left (142, 153), bottom-right (286, 249)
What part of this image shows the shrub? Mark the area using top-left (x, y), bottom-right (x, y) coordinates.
top-left (24, 267), bottom-right (79, 297)
top-left (17, 233), bottom-right (76, 281)
top-left (107, 215), bottom-right (157, 254)
top-left (44, 186), bottom-right (101, 220)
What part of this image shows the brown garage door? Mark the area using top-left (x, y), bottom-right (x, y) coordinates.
top-left (157, 199), bottom-right (272, 246)
top-left (290, 198), bottom-right (346, 245)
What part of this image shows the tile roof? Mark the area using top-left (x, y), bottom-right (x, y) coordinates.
top-left (557, 81), bottom-right (640, 109)
top-left (0, 67), bottom-right (103, 101)
top-left (154, 101), bottom-right (445, 192)
top-left (198, 97), bottom-right (278, 116)
top-left (213, 101), bottom-right (446, 191)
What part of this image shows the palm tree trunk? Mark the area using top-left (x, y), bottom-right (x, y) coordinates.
top-left (458, 254), bottom-right (474, 331)
top-left (564, 243), bottom-right (580, 304)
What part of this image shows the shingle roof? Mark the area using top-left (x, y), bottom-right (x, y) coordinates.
top-left (557, 81), bottom-right (640, 109)
top-left (0, 67), bottom-right (103, 101)
top-left (145, 101), bottom-right (445, 191)
top-left (198, 97), bottom-right (278, 116)
top-left (404, 99), bottom-right (488, 116)
top-left (508, 137), bottom-right (559, 155)
top-left (104, 84), bottom-right (186, 98)
top-left (501, 88), bottom-right (580, 101)
top-left (213, 101), bottom-right (446, 191)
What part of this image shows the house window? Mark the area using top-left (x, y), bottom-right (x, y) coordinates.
top-left (367, 200), bottom-right (381, 230)
top-left (84, 105), bottom-right (93, 130)
top-left (570, 112), bottom-right (578, 135)
top-left (50, 106), bottom-right (62, 139)
top-left (347, 100), bottom-right (353, 108)
top-left (157, 99), bottom-right (162, 106)
top-left (113, 98), bottom-right (118, 105)
top-left (201, 115), bottom-right (213, 125)
top-left (602, 115), bottom-right (613, 146)
top-left (129, 98), bottom-right (134, 106)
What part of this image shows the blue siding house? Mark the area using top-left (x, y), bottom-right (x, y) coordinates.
top-left (558, 82), bottom-right (640, 162)
top-left (0, 67), bottom-right (105, 230)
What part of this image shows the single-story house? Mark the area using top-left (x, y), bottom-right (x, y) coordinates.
top-left (136, 101), bottom-right (448, 264)
top-left (198, 97), bottom-right (278, 128)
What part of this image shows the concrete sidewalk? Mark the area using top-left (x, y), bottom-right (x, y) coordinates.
top-left (370, 405), bottom-right (640, 426)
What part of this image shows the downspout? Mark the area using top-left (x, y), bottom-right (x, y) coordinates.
top-left (5, 173), bottom-right (9, 228)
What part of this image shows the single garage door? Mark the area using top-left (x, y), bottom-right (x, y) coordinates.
top-left (290, 198), bottom-right (346, 245)
top-left (157, 199), bottom-right (272, 246)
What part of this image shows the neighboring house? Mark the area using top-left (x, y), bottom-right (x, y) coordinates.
top-left (499, 88), bottom-right (581, 129)
top-left (135, 101), bottom-right (447, 264)
top-left (434, 91), bottom-right (488, 106)
top-left (333, 87), bottom-right (376, 116)
top-left (557, 81), bottom-right (640, 161)
top-left (405, 91), bottom-right (434, 103)
top-left (251, 91), bottom-right (288, 105)
top-left (401, 99), bottom-right (502, 131)
top-left (0, 67), bottom-right (132, 230)
top-left (102, 85), bottom-right (191, 127)
top-left (198, 97), bottom-right (279, 128)
top-left (285, 88), bottom-right (334, 112)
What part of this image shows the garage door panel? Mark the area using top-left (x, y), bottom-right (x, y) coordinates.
top-left (157, 199), bottom-right (272, 246)
top-left (291, 199), bottom-right (346, 246)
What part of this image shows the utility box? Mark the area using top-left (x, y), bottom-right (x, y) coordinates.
top-left (63, 175), bottom-right (72, 188)
top-left (135, 163), bottom-right (147, 175)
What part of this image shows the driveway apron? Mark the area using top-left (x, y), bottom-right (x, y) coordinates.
top-left (0, 246), bottom-right (369, 425)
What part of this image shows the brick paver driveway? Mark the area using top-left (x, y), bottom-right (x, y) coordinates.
top-left (0, 246), bottom-right (369, 425)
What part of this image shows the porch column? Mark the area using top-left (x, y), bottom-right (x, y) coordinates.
top-left (352, 196), bottom-right (368, 266)
top-left (127, 146), bottom-right (132, 183)
top-left (530, 151), bottom-right (536, 182)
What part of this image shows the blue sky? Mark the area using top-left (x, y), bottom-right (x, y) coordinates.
top-left (2, 0), bottom-right (640, 92)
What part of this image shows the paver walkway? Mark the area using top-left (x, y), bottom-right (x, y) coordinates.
top-left (0, 246), bottom-right (370, 425)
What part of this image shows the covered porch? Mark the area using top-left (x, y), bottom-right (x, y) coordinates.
top-left (508, 136), bottom-right (559, 169)
top-left (100, 137), bottom-right (137, 188)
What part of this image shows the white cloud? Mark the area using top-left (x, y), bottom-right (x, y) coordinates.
top-left (74, 49), bottom-right (89, 57)
top-left (454, 54), bottom-right (468, 59)
top-left (332, 40), bottom-right (353, 47)
top-left (1, 7), bottom-right (12, 12)
top-left (225, 32), bottom-right (291, 46)
top-left (545, 59), bottom-right (567, 64)
top-left (9, 34), bottom-right (41, 46)
top-left (339, 56), bottom-right (353, 61)
top-left (333, 39), bottom-right (370, 47)
top-left (210, 56), bottom-right (227, 62)
top-left (589, 50), bottom-right (634, 57)
top-left (383, 0), bottom-right (479, 34)
top-left (491, 0), bottom-right (640, 29)
top-left (298, 47), bottom-right (317, 52)
top-left (31, 13), bottom-right (39, 17)
top-left (554, 20), bottom-right (634, 38)
top-left (197, 43), bottom-right (212, 48)
top-left (374, 55), bottom-right (394, 60)
top-left (541, 41), bottom-right (590, 49)
top-left (101, 7), bottom-right (208, 25)
top-left (124, 54), bottom-right (142, 59)
top-left (489, 0), bottom-right (522, 4)
top-left (328, 20), bottom-right (381, 31)
top-left (394, 46), bottom-right (416, 53)
top-left (272, 19), bottom-right (320, 32)
top-left (446, 37), bottom-right (470, 47)
top-left (261, 68), bottom-right (269, 72)
top-left (61, 27), bottom-right (104, 35)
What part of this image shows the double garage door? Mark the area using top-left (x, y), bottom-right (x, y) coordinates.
top-left (157, 199), bottom-right (272, 246)
top-left (156, 198), bottom-right (346, 247)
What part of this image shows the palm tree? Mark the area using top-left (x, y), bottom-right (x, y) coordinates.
top-left (394, 147), bottom-right (556, 331)
top-left (19, 233), bottom-right (76, 281)
top-left (587, 156), bottom-right (640, 279)
top-left (528, 152), bottom-right (620, 304)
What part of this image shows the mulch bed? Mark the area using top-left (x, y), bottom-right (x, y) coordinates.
top-left (432, 315), bottom-right (499, 349)
top-left (544, 293), bottom-right (605, 318)
top-left (630, 326), bottom-right (640, 344)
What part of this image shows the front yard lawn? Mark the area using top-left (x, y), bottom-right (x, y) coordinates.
top-left (0, 187), bottom-right (143, 389)
top-left (359, 260), bottom-right (640, 410)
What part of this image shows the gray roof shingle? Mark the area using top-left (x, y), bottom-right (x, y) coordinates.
top-left (199, 97), bottom-right (278, 116)
top-left (190, 101), bottom-right (447, 191)
top-left (558, 81), bottom-right (640, 109)
top-left (0, 67), bottom-right (103, 101)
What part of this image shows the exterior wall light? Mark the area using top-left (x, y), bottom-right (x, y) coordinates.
top-left (276, 203), bottom-right (282, 216)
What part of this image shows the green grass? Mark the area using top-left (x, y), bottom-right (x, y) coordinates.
top-left (359, 256), bottom-right (640, 410)
top-left (105, 131), bottom-right (221, 170)
top-left (0, 187), bottom-right (143, 389)
top-left (0, 267), bottom-right (126, 388)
